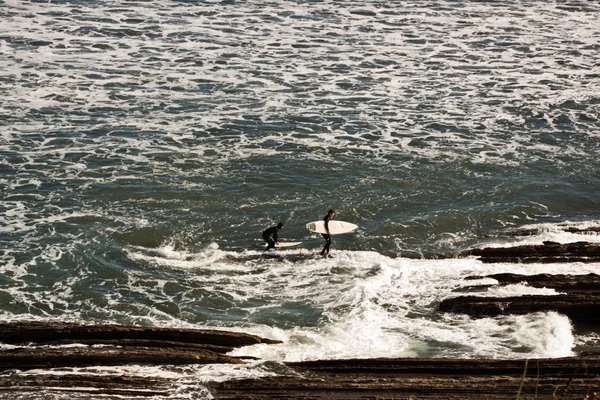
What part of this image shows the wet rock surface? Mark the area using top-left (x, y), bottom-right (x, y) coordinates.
top-left (0, 322), bottom-right (277, 398)
top-left (0, 373), bottom-right (172, 398)
top-left (0, 321), bottom-right (280, 349)
top-left (466, 272), bottom-right (600, 293)
top-left (438, 293), bottom-right (600, 325)
top-left (0, 322), bottom-right (599, 399)
top-left (439, 243), bottom-right (600, 326)
top-left (0, 322), bottom-right (281, 372)
top-left (461, 241), bottom-right (600, 263)
top-left (210, 357), bottom-right (600, 399)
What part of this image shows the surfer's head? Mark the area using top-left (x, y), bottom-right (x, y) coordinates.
top-left (328, 209), bottom-right (335, 215)
top-left (277, 222), bottom-right (284, 229)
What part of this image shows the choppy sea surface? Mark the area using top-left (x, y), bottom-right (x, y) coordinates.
top-left (1, 0), bottom-right (600, 398)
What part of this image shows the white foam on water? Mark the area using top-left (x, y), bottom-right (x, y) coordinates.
top-left (126, 243), bottom-right (227, 270)
top-left (205, 250), bottom-right (588, 362)
top-left (481, 220), bottom-right (600, 249)
top-left (1, 0), bottom-right (598, 170)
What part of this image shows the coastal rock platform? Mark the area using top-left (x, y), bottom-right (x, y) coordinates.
top-left (211, 357), bottom-right (600, 400)
top-left (0, 322), bottom-right (599, 399)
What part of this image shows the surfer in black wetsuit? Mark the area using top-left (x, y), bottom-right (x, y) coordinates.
top-left (321, 209), bottom-right (335, 256)
top-left (262, 222), bottom-right (284, 251)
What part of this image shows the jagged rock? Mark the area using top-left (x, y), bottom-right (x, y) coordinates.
top-left (462, 241), bottom-right (600, 263)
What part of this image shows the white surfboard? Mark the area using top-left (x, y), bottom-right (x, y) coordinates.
top-left (275, 241), bottom-right (302, 248)
top-left (306, 220), bottom-right (358, 235)
top-left (259, 242), bottom-right (302, 248)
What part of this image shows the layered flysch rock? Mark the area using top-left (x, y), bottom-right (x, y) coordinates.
top-left (0, 322), bottom-right (280, 398)
top-left (461, 241), bottom-right (600, 263)
top-left (210, 357), bottom-right (600, 400)
top-left (1, 322), bottom-right (599, 399)
top-left (440, 241), bottom-right (600, 327)
top-left (438, 292), bottom-right (600, 326)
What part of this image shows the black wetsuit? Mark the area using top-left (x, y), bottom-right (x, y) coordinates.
top-left (321, 213), bottom-right (333, 255)
top-left (262, 225), bottom-right (280, 251)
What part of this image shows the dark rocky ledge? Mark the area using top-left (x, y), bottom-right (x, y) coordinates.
top-left (0, 322), bottom-right (280, 398)
top-left (0, 322), bottom-right (283, 372)
top-left (1, 323), bottom-right (600, 399)
top-left (438, 246), bottom-right (600, 326)
top-left (0, 321), bottom-right (280, 350)
top-left (439, 293), bottom-right (600, 325)
top-left (461, 241), bottom-right (600, 263)
top-left (210, 356), bottom-right (600, 399)
top-left (466, 273), bottom-right (600, 293)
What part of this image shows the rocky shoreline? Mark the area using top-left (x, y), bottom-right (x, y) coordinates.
top-left (2, 240), bottom-right (600, 399)
top-left (1, 321), bottom-right (599, 399)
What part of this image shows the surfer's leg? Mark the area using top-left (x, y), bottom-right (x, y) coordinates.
top-left (321, 234), bottom-right (331, 255)
top-left (264, 237), bottom-right (275, 251)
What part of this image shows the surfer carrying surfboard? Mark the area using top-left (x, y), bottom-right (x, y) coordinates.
top-left (321, 209), bottom-right (335, 256)
top-left (262, 222), bottom-right (284, 251)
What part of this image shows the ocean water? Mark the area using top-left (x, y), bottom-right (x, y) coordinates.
top-left (1, 0), bottom-right (600, 398)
